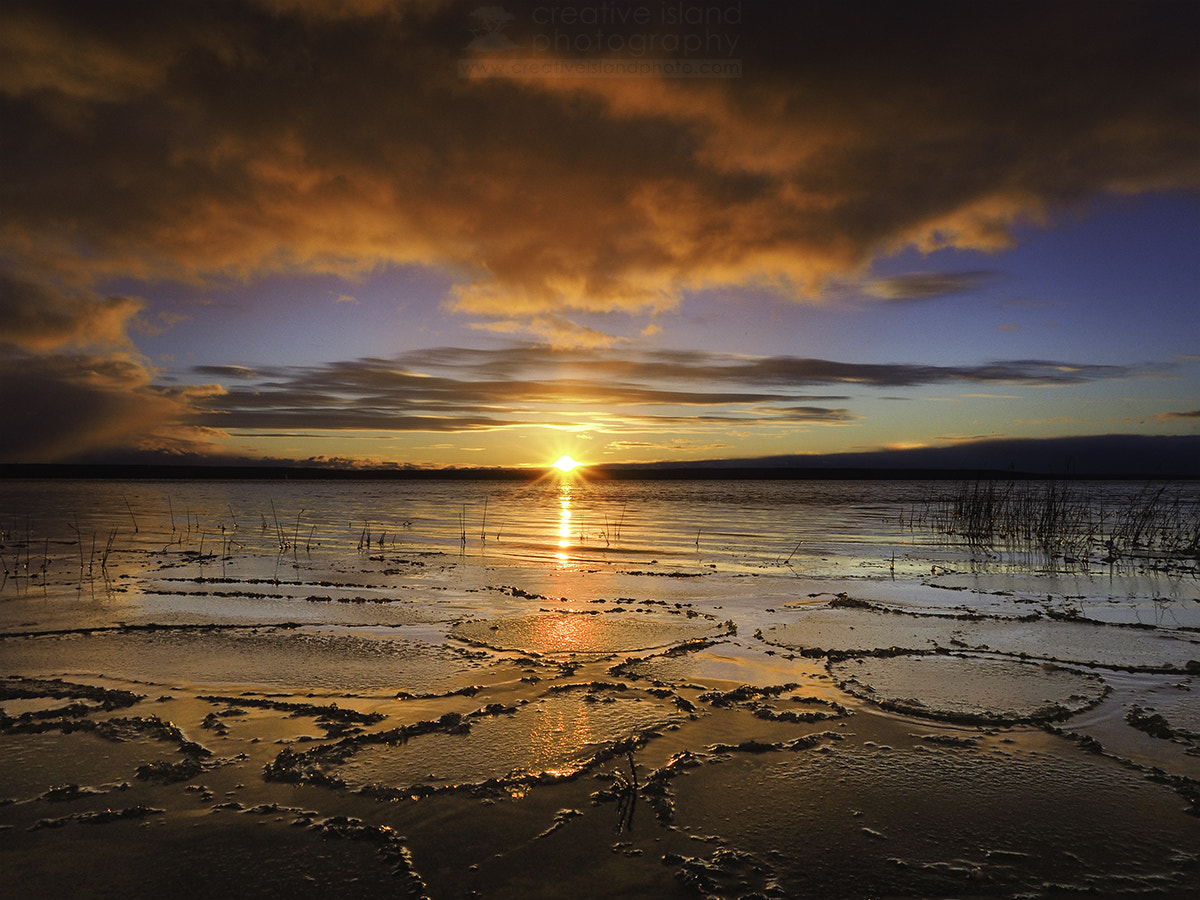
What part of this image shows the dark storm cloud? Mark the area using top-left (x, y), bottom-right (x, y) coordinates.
top-left (0, 272), bottom-right (143, 351)
top-left (1, 0), bottom-right (1196, 326)
top-left (0, 271), bottom-right (226, 462)
top-left (0, 352), bottom-right (223, 462)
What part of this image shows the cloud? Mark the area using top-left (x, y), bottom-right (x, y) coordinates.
top-left (866, 271), bottom-right (994, 302)
top-left (1158, 408), bottom-right (1200, 420)
top-left (469, 314), bottom-right (626, 349)
top-left (176, 346), bottom-right (1139, 439)
top-left (0, 270), bottom-right (228, 462)
top-left (605, 439), bottom-right (732, 454)
top-left (193, 364), bottom-right (260, 379)
top-left (0, 335), bottom-right (1160, 462)
top-left (1, 2), bottom-right (1195, 463)
top-left (0, 5), bottom-right (169, 104)
top-left (0, 0), bottom-right (1195, 337)
top-left (131, 309), bottom-right (190, 338)
top-left (0, 272), bottom-right (143, 352)
top-left (0, 351), bottom-right (226, 463)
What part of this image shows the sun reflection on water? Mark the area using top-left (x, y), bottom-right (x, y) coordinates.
top-left (527, 699), bottom-right (594, 777)
top-left (530, 610), bottom-right (600, 652)
top-left (555, 484), bottom-right (572, 564)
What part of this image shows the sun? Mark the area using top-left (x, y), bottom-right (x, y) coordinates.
top-left (552, 455), bottom-right (580, 473)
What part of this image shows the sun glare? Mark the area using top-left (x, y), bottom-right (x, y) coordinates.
top-left (552, 455), bottom-right (580, 472)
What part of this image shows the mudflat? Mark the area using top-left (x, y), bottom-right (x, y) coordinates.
top-left (2, 477), bottom-right (1198, 897)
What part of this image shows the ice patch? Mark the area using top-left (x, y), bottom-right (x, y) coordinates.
top-left (451, 611), bottom-right (720, 657)
top-left (764, 603), bottom-right (1200, 670)
top-left (1, 627), bottom-right (487, 694)
top-left (830, 654), bottom-right (1109, 724)
top-left (329, 688), bottom-right (682, 789)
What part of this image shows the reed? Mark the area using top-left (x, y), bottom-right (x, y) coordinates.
top-left (101, 528), bottom-right (117, 574)
top-left (68, 515), bottom-right (85, 577)
top-left (0, 522), bottom-right (10, 591)
top-left (268, 500), bottom-right (288, 551)
top-left (37, 537), bottom-right (49, 585)
top-left (123, 495), bottom-right (139, 533)
top-left (927, 479), bottom-right (1200, 570)
top-left (777, 539), bottom-right (802, 566)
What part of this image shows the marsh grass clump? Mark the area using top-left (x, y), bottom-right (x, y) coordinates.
top-left (928, 480), bottom-right (1200, 572)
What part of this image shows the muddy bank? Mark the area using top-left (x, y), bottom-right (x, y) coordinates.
top-left (4, 622), bottom-right (1199, 899)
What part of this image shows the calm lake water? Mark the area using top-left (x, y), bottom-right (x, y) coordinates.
top-left (2, 475), bottom-right (1197, 636)
top-left (3, 476), bottom-right (931, 569)
top-left (2, 475), bottom-right (1198, 598)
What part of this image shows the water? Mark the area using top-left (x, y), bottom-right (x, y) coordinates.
top-left (2, 476), bottom-right (1200, 898)
top-left (1, 476), bottom-right (1195, 612)
top-left (3, 474), bottom-right (1196, 703)
top-left (1, 476), bottom-right (927, 574)
top-left (4, 475), bottom-right (1193, 560)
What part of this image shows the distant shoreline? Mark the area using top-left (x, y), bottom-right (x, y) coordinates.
top-left (2, 463), bottom-right (1196, 481)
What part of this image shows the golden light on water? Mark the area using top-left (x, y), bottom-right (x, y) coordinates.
top-left (527, 697), bottom-right (594, 779)
top-left (558, 492), bottom-right (571, 547)
top-left (532, 610), bottom-right (598, 652)
top-left (556, 486), bottom-right (572, 563)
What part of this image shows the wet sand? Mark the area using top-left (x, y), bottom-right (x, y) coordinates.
top-left (3, 481), bottom-right (1199, 898)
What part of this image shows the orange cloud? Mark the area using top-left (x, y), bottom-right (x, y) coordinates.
top-left (468, 314), bottom-right (626, 349)
top-left (0, 273), bottom-right (143, 352)
top-left (1157, 408), bottom-right (1200, 420)
top-left (0, 0), bottom-right (1193, 345)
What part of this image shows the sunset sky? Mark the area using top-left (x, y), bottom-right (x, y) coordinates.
top-left (2, 0), bottom-right (1197, 470)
